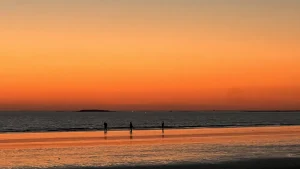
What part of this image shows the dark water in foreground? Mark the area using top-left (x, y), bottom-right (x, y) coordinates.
top-left (0, 111), bottom-right (300, 133)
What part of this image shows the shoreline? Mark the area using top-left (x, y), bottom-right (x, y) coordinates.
top-left (1, 125), bottom-right (300, 149)
top-left (1, 126), bottom-right (300, 168)
top-left (1, 124), bottom-right (300, 134)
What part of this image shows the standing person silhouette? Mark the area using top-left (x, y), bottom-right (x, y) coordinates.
top-left (162, 121), bottom-right (165, 133)
top-left (130, 122), bottom-right (133, 133)
top-left (104, 122), bottom-right (108, 133)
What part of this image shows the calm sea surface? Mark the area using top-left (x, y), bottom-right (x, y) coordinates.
top-left (0, 111), bottom-right (300, 133)
top-left (1, 111), bottom-right (300, 169)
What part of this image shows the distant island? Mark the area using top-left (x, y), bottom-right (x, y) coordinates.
top-left (77, 109), bottom-right (116, 112)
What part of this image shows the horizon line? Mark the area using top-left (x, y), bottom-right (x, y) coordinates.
top-left (1, 109), bottom-right (300, 112)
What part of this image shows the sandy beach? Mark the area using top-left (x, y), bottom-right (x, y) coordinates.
top-left (49, 158), bottom-right (300, 169)
top-left (1, 126), bottom-right (300, 168)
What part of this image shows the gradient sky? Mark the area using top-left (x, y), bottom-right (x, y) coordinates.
top-left (1, 0), bottom-right (300, 110)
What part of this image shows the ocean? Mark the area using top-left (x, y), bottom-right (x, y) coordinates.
top-left (0, 111), bottom-right (300, 133)
top-left (1, 111), bottom-right (300, 169)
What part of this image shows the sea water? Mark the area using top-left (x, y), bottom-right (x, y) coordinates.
top-left (0, 111), bottom-right (300, 133)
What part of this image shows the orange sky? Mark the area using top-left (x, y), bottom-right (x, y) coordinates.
top-left (1, 1), bottom-right (300, 110)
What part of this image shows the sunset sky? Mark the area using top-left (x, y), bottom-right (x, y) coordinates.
top-left (1, 0), bottom-right (300, 111)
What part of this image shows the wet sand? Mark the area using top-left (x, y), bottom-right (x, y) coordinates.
top-left (51, 158), bottom-right (300, 169)
top-left (0, 126), bottom-right (300, 149)
top-left (1, 126), bottom-right (300, 169)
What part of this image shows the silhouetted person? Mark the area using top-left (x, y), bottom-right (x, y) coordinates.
top-left (162, 121), bottom-right (165, 132)
top-left (104, 122), bottom-right (108, 133)
top-left (130, 122), bottom-right (133, 133)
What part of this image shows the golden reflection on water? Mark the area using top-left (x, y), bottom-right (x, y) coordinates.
top-left (1, 126), bottom-right (300, 168)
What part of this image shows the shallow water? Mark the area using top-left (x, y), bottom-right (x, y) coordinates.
top-left (1, 127), bottom-right (300, 169)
